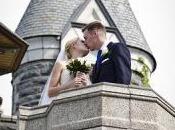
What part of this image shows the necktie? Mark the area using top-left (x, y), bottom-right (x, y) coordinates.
top-left (96, 50), bottom-right (102, 68)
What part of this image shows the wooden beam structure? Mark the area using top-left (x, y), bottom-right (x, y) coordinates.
top-left (0, 23), bottom-right (28, 75)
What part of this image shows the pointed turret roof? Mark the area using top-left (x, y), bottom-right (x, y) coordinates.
top-left (16, 0), bottom-right (85, 38)
top-left (16, 0), bottom-right (156, 70)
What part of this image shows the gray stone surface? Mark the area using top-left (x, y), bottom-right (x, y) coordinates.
top-left (12, 60), bottom-right (55, 115)
top-left (156, 104), bottom-right (175, 130)
top-left (0, 115), bottom-right (17, 130)
top-left (101, 96), bottom-right (130, 128)
top-left (85, 127), bottom-right (127, 130)
top-left (18, 83), bottom-right (175, 130)
top-left (25, 118), bottom-right (46, 130)
top-left (21, 36), bottom-right (60, 64)
top-left (130, 100), bottom-right (158, 130)
top-left (11, 36), bottom-right (60, 114)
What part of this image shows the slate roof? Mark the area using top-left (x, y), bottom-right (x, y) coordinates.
top-left (16, 0), bottom-right (85, 38)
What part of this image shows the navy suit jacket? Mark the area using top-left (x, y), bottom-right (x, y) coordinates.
top-left (92, 42), bottom-right (131, 85)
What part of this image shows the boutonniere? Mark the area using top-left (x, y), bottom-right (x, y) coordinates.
top-left (101, 49), bottom-right (111, 59)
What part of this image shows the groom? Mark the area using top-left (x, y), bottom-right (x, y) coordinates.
top-left (82, 21), bottom-right (131, 85)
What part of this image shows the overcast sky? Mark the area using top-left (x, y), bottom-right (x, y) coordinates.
top-left (0, 0), bottom-right (175, 115)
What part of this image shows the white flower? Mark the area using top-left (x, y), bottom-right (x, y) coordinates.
top-left (66, 57), bottom-right (92, 76)
top-left (102, 48), bottom-right (108, 55)
top-left (77, 57), bottom-right (91, 67)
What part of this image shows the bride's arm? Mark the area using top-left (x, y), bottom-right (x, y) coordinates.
top-left (48, 62), bottom-right (82, 97)
top-left (48, 62), bottom-right (63, 97)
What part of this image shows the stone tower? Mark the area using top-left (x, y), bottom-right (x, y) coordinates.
top-left (12, 0), bottom-right (156, 115)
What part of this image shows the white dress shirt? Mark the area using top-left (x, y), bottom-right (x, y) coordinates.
top-left (99, 40), bottom-right (109, 55)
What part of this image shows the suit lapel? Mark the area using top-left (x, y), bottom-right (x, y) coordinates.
top-left (93, 62), bottom-right (101, 80)
top-left (92, 63), bottom-right (99, 83)
top-left (93, 42), bottom-right (114, 82)
top-left (107, 42), bottom-right (113, 50)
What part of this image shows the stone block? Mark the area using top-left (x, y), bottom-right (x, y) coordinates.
top-left (28, 49), bottom-right (43, 61)
top-left (43, 48), bottom-right (59, 59)
top-left (101, 97), bottom-right (130, 128)
top-left (130, 100), bottom-right (158, 130)
top-left (25, 37), bottom-right (42, 50)
top-left (156, 104), bottom-right (175, 130)
top-left (43, 36), bottom-right (60, 48)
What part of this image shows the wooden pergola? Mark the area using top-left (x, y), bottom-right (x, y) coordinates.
top-left (0, 23), bottom-right (28, 75)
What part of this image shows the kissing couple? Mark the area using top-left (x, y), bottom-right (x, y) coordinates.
top-left (39, 21), bottom-right (131, 105)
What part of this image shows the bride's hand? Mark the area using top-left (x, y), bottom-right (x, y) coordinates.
top-left (73, 71), bottom-right (83, 87)
top-left (75, 71), bottom-right (88, 87)
top-left (74, 76), bottom-right (82, 87)
top-left (77, 72), bottom-right (88, 86)
top-left (80, 74), bottom-right (88, 86)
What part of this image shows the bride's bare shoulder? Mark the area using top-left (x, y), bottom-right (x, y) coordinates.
top-left (54, 60), bottom-right (67, 68)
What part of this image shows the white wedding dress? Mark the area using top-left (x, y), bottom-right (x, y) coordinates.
top-left (38, 61), bottom-right (74, 105)
top-left (60, 61), bottom-right (73, 85)
top-left (39, 58), bottom-right (93, 106)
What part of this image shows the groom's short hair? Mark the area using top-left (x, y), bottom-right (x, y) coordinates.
top-left (82, 21), bottom-right (106, 32)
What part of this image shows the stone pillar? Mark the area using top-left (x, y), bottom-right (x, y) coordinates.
top-left (12, 60), bottom-right (55, 115)
top-left (11, 35), bottom-right (60, 115)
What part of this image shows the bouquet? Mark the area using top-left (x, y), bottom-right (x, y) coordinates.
top-left (66, 58), bottom-right (91, 77)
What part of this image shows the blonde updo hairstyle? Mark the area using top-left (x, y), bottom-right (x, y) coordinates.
top-left (65, 38), bottom-right (79, 59)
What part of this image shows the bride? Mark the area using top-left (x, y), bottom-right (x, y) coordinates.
top-left (39, 38), bottom-right (91, 105)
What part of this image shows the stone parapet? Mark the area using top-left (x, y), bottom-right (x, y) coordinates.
top-left (18, 83), bottom-right (175, 130)
top-left (0, 115), bottom-right (17, 130)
